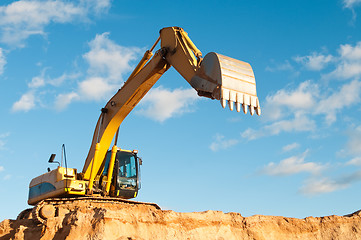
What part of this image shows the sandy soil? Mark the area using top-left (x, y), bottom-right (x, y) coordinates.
top-left (1, 202), bottom-right (360, 240)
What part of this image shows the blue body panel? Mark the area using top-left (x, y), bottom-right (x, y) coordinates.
top-left (29, 182), bottom-right (57, 200)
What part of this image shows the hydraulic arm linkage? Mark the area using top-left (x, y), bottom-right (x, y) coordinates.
top-left (80, 26), bottom-right (261, 195)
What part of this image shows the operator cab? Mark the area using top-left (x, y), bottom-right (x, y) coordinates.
top-left (103, 149), bottom-right (141, 199)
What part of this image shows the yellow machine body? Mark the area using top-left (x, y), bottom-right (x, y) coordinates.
top-left (28, 167), bottom-right (86, 205)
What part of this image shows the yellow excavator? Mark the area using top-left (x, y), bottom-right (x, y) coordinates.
top-left (23, 27), bottom-right (261, 223)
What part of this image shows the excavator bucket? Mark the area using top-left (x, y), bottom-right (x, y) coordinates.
top-left (190, 52), bottom-right (261, 115)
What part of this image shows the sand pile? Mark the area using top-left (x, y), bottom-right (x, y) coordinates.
top-left (1, 201), bottom-right (360, 240)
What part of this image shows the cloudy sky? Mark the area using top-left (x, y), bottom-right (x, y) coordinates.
top-left (1, 0), bottom-right (361, 220)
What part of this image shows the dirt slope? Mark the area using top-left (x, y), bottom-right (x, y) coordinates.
top-left (1, 202), bottom-right (360, 240)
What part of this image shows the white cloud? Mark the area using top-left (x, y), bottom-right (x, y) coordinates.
top-left (55, 32), bottom-right (141, 106)
top-left (325, 42), bottom-right (361, 80)
top-left (265, 60), bottom-right (293, 72)
top-left (78, 77), bottom-right (115, 100)
top-left (264, 112), bottom-right (316, 135)
top-left (346, 157), bottom-right (361, 166)
top-left (339, 42), bottom-right (361, 60)
top-left (12, 33), bottom-right (141, 111)
top-left (0, 48), bottom-right (6, 75)
top-left (0, 132), bottom-right (10, 150)
top-left (0, 0), bottom-right (112, 47)
top-left (12, 91), bottom-right (36, 112)
top-left (263, 81), bottom-right (318, 121)
top-left (137, 86), bottom-right (199, 122)
top-left (343, 0), bottom-right (361, 20)
top-left (337, 125), bottom-right (361, 166)
top-left (242, 112), bottom-right (316, 140)
top-left (346, 125), bottom-right (361, 155)
top-left (269, 81), bottom-right (316, 109)
top-left (83, 32), bottom-right (140, 81)
top-left (315, 80), bottom-right (361, 125)
top-left (28, 72), bottom-right (46, 88)
top-left (55, 92), bottom-right (79, 111)
top-left (242, 78), bottom-right (361, 140)
top-left (294, 52), bottom-right (334, 71)
top-left (240, 128), bottom-right (263, 140)
top-left (343, 0), bottom-right (361, 9)
top-left (300, 177), bottom-right (348, 195)
top-left (327, 62), bottom-right (361, 80)
top-left (280, 43), bottom-right (361, 123)
top-left (0, 166), bottom-right (4, 172)
top-left (289, 42), bottom-right (361, 80)
top-left (300, 170), bottom-right (361, 195)
top-left (28, 69), bottom-right (79, 89)
top-left (209, 134), bottom-right (238, 152)
top-left (13, 70), bottom-right (81, 111)
top-left (48, 72), bottom-right (81, 87)
top-left (261, 150), bottom-right (325, 176)
top-left (58, 32), bottom-right (141, 106)
top-left (81, 0), bottom-right (111, 15)
top-left (0, 132), bottom-right (10, 138)
top-left (3, 174), bottom-right (11, 180)
top-left (0, 0), bottom-right (84, 46)
top-left (282, 143), bottom-right (300, 152)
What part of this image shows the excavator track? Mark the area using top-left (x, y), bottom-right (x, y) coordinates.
top-left (16, 208), bottom-right (33, 221)
top-left (32, 196), bottom-right (160, 224)
top-left (32, 200), bottom-right (46, 224)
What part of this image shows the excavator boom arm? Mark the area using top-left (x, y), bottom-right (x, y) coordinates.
top-left (82, 52), bottom-right (169, 179)
top-left (81, 27), bottom-right (261, 189)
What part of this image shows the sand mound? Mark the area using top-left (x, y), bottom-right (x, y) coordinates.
top-left (1, 202), bottom-right (360, 240)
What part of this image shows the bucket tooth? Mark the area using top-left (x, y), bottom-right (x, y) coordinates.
top-left (250, 105), bottom-right (255, 115)
top-left (236, 102), bottom-right (241, 112)
top-left (250, 96), bottom-right (257, 108)
top-left (242, 104), bottom-right (248, 114)
top-left (221, 98), bottom-right (226, 108)
top-left (255, 99), bottom-right (261, 116)
top-left (236, 93), bottom-right (243, 113)
top-left (237, 93), bottom-right (244, 104)
top-left (229, 91), bottom-right (236, 102)
top-left (228, 100), bottom-right (234, 111)
top-left (256, 107), bottom-right (261, 116)
top-left (243, 94), bottom-right (251, 109)
top-left (228, 90), bottom-right (236, 111)
top-left (221, 88), bottom-right (230, 101)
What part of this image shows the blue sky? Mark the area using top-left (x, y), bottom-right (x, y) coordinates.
top-left (1, 0), bottom-right (361, 221)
